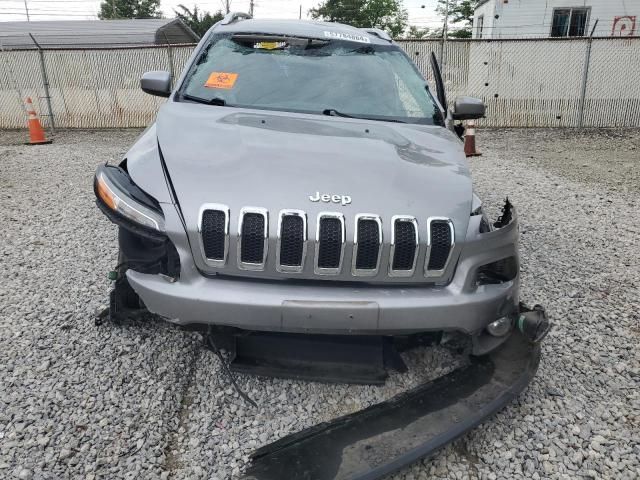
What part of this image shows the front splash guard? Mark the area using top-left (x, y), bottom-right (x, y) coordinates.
top-left (243, 331), bottom-right (541, 480)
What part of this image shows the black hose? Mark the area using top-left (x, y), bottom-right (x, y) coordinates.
top-left (206, 327), bottom-right (258, 408)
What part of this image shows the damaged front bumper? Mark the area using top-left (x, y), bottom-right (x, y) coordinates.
top-left (127, 208), bottom-right (520, 337)
top-left (242, 328), bottom-right (542, 480)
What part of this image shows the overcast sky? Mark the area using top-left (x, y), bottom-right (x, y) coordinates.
top-left (0, 0), bottom-right (442, 27)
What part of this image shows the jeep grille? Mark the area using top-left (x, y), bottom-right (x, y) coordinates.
top-left (198, 207), bottom-right (454, 280)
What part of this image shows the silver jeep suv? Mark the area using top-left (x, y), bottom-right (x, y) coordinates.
top-left (96, 16), bottom-right (519, 344)
top-left (94, 14), bottom-right (550, 479)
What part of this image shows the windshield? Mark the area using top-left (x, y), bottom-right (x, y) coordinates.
top-left (178, 34), bottom-right (442, 125)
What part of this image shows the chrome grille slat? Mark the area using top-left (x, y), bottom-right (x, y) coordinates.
top-left (389, 216), bottom-right (419, 277)
top-left (315, 212), bottom-right (345, 275)
top-left (237, 207), bottom-right (268, 271)
top-left (198, 203), bottom-right (229, 268)
top-left (276, 210), bottom-right (307, 273)
top-left (425, 217), bottom-right (455, 277)
top-left (352, 214), bottom-right (382, 276)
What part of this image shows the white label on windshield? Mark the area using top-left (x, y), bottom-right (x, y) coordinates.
top-left (323, 31), bottom-right (371, 43)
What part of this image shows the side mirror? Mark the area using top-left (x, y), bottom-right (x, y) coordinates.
top-left (140, 71), bottom-right (171, 98)
top-left (452, 96), bottom-right (485, 120)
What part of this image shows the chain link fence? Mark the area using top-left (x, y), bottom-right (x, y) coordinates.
top-left (1, 38), bottom-right (639, 129)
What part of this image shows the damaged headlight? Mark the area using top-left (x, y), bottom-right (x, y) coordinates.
top-left (476, 256), bottom-right (518, 285)
top-left (471, 193), bottom-right (492, 233)
top-left (94, 164), bottom-right (165, 233)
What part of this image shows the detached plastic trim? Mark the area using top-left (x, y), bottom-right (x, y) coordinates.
top-left (242, 331), bottom-right (541, 480)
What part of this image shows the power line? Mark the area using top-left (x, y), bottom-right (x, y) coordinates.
top-left (0, 0), bottom-right (97, 2)
top-left (0, 11), bottom-right (96, 16)
top-left (1, 7), bottom-right (97, 13)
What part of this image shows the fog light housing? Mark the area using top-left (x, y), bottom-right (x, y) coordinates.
top-left (486, 316), bottom-right (513, 337)
top-left (476, 256), bottom-right (518, 285)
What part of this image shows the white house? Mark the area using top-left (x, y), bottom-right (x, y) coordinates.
top-left (472, 0), bottom-right (640, 39)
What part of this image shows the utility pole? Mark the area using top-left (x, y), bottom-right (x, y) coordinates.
top-left (249, 0), bottom-right (254, 16)
top-left (23, 0), bottom-right (30, 21)
top-left (299, 4), bottom-right (302, 19)
top-left (578, 19), bottom-right (599, 128)
top-left (225, 0), bottom-right (230, 14)
top-left (439, 0), bottom-right (449, 73)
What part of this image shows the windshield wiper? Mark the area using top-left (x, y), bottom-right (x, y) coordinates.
top-left (322, 108), bottom-right (406, 123)
top-left (182, 93), bottom-right (227, 106)
top-left (323, 108), bottom-right (355, 118)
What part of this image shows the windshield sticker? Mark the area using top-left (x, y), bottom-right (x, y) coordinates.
top-left (205, 72), bottom-right (238, 89)
top-left (323, 31), bottom-right (371, 43)
top-left (255, 41), bottom-right (284, 50)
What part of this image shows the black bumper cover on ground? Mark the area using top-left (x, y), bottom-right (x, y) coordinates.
top-left (242, 331), bottom-right (541, 480)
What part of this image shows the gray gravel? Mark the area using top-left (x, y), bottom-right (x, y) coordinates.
top-left (0, 128), bottom-right (638, 480)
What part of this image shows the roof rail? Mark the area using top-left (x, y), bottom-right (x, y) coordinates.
top-left (221, 12), bottom-right (252, 25)
top-left (362, 28), bottom-right (392, 41)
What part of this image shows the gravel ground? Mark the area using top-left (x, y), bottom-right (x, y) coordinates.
top-left (0, 128), bottom-right (638, 480)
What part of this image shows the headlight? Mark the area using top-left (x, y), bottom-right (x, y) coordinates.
top-left (94, 164), bottom-right (165, 232)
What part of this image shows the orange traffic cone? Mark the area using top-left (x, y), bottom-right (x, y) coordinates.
top-left (463, 120), bottom-right (481, 157)
top-left (25, 97), bottom-right (52, 145)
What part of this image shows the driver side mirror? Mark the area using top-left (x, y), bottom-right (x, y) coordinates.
top-left (452, 96), bottom-right (485, 120)
top-left (140, 71), bottom-right (171, 98)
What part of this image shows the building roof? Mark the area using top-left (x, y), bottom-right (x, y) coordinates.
top-left (0, 19), bottom-right (199, 50)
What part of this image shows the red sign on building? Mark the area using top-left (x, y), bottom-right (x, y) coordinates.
top-left (612, 16), bottom-right (636, 36)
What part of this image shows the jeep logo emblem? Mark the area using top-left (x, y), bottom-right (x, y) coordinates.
top-left (309, 192), bottom-right (352, 206)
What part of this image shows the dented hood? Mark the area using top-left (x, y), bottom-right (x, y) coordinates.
top-left (156, 101), bottom-right (472, 241)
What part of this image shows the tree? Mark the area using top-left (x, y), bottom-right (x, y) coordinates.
top-left (404, 25), bottom-right (443, 39)
top-left (174, 5), bottom-right (224, 37)
top-left (436, 0), bottom-right (478, 38)
top-left (99, 0), bottom-right (162, 19)
top-left (406, 25), bottom-right (432, 38)
top-left (311, 0), bottom-right (408, 38)
top-left (406, 25), bottom-right (428, 38)
top-left (448, 28), bottom-right (472, 38)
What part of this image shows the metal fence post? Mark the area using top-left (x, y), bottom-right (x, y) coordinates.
top-left (578, 20), bottom-right (598, 128)
top-left (29, 33), bottom-right (55, 133)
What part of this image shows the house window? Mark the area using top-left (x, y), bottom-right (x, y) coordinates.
top-left (551, 8), bottom-right (590, 37)
top-left (476, 15), bottom-right (484, 38)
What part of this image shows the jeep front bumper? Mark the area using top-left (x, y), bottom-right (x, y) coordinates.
top-left (127, 212), bottom-right (519, 335)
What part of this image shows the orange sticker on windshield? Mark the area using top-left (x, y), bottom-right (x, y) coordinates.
top-left (205, 72), bottom-right (238, 89)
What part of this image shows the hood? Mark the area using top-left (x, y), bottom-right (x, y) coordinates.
top-left (156, 102), bottom-right (472, 234)
top-left (155, 101), bottom-right (472, 283)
